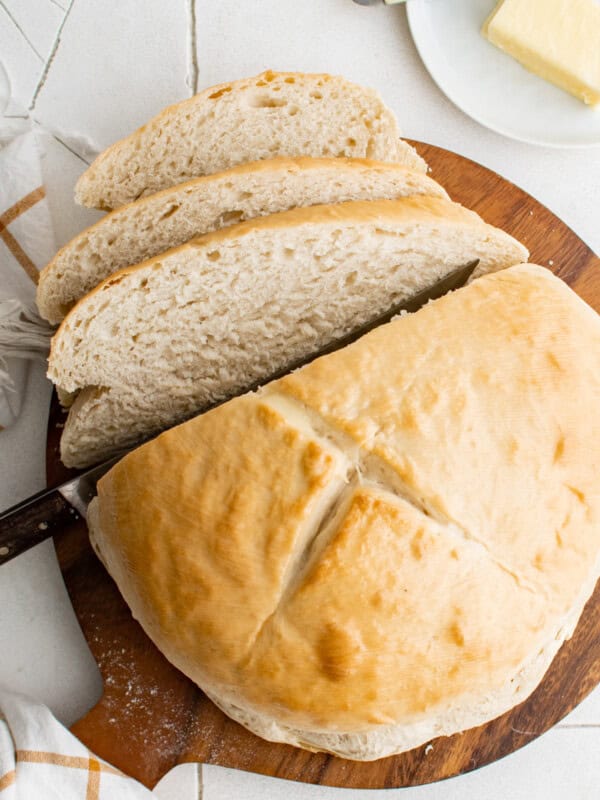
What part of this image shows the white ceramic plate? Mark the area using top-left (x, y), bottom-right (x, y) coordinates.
top-left (406, 0), bottom-right (600, 148)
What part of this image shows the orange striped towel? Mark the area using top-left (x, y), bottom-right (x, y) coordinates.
top-left (0, 687), bottom-right (153, 798)
top-left (0, 131), bottom-right (55, 431)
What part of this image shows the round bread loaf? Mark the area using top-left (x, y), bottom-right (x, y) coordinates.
top-left (88, 264), bottom-right (600, 759)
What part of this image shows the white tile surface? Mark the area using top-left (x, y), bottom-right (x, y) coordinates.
top-left (0, 8), bottom-right (42, 115)
top-left (32, 0), bottom-right (191, 152)
top-left (0, 2), bottom-right (599, 799)
top-left (38, 130), bottom-right (102, 247)
top-left (153, 763), bottom-right (200, 800)
top-left (0, 0), bottom-right (65, 114)
top-left (2, 0), bottom-right (65, 62)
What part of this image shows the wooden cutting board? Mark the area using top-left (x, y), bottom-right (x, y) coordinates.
top-left (47, 142), bottom-right (600, 790)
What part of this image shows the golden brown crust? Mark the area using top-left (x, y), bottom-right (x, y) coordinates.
top-left (90, 264), bottom-right (600, 746)
top-left (277, 264), bottom-right (600, 610)
top-left (95, 395), bottom-right (351, 684)
top-left (241, 485), bottom-right (553, 729)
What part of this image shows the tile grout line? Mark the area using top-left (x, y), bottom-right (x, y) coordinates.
top-left (0, 0), bottom-right (45, 61)
top-left (48, 132), bottom-right (91, 165)
top-left (29, 0), bottom-right (76, 111)
top-left (186, 0), bottom-right (199, 95)
top-left (197, 763), bottom-right (203, 800)
top-left (555, 723), bottom-right (600, 729)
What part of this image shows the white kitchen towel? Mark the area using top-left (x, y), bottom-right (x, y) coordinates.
top-left (0, 130), bottom-right (55, 432)
top-left (0, 687), bottom-right (154, 799)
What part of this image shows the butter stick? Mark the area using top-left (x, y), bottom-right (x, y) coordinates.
top-left (483, 0), bottom-right (600, 106)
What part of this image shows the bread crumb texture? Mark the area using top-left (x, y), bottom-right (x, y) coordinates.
top-left (48, 197), bottom-right (527, 467)
top-left (74, 71), bottom-right (427, 210)
top-left (38, 157), bottom-right (447, 323)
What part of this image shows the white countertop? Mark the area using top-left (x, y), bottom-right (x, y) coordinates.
top-left (0, 1), bottom-right (599, 798)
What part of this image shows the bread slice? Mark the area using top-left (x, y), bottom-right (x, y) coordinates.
top-left (74, 71), bottom-right (427, 210)
top-left (87, 264), bottom-right (600, 758)
top-left (49, 196), bottom-right (528, 467)
top-left (38, 158), bottom-right (448, 324)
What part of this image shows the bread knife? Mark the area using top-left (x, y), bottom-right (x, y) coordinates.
top-left (0, 260), bottom-right (478, 567)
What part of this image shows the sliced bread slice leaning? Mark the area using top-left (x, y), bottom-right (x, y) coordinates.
top-left (38, 157), bottom-right (448, 324)
top-left (49, 197), bottom-right (528, 467)
top-left (74, 71), bottom-right (427, 210)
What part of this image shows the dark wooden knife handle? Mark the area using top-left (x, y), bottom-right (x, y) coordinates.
top-left (0, 488), bottom-right (79, 566)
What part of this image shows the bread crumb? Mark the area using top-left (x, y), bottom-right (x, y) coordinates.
top-left (548, 260), bottom-right (554, 266)
top-left (425, 743), bottom-right (434, 755)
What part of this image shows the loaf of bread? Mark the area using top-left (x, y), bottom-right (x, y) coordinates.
top-left (88, 264), bottom-right (600, 759)
top-left (75, 71), bottom-right (427, 210)
top-left (38, 157), bottom-right (448, 324)
top-left (48, 197), bottom-right (527, 467)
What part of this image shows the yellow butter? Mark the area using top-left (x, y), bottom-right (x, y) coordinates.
top-left (483, 0), bottom-right (600, 106)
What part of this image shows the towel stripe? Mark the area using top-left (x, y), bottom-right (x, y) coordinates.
top-left (2, 750), bottom-right (125, 795)
top-left (0, 187), bottom-right (45, 228)
top-left (16, 750), bottom-right (122, 775)
top-left (0, 186), bottom-right (46, 284)
top-left (87, 750), bottom-right (124, 777)
top-left (86, 757), bottom-right (101, 800)
top-left (17, 750), bottom-right (90, 768)
top-left (0, 769), bottom-right (16, 791)
top-left (0, 228), bottom-right (39, 284)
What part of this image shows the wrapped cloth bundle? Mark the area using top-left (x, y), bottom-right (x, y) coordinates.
top-left (0, 131), bottom-right (55, 431)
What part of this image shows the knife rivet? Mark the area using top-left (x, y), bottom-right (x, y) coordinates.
top-left (0, 546), bottom-right (9, 556)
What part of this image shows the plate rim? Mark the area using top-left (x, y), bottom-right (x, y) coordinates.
top-left (406, 0), bottom-right (600, 150)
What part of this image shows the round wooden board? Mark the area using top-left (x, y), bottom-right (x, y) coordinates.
top-left (47, 142), bottom-right (600, 790)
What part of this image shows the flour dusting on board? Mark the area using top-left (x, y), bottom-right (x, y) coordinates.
top-left (85, 606), bottom-right (266, 767)
top-left (87, 612), bottom-right (194, 759)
